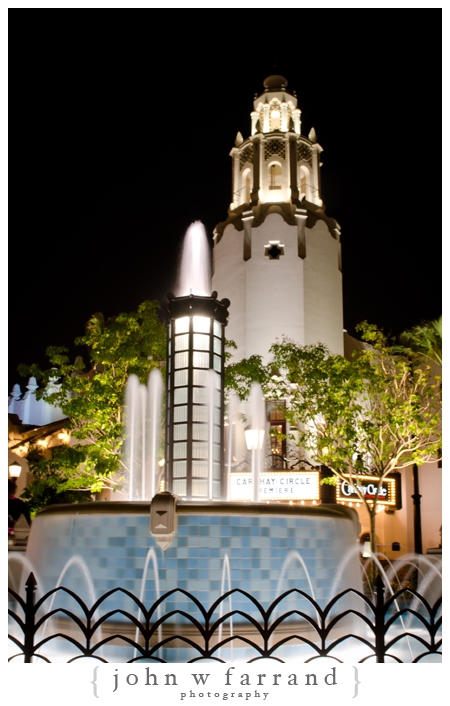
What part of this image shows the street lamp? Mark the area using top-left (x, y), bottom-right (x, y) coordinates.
top-left (9, 461), bottom-right (22, 479)
top-left (244, 427), bottom-right (265, 451)
top-left (245, 424), bottom-right (265, 502)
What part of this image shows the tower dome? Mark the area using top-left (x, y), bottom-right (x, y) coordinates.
top-left (263, 74), bottom-right (288, 91)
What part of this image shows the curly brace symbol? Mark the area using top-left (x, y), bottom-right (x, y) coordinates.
top-left (91, 666), bottom-right (99, 698)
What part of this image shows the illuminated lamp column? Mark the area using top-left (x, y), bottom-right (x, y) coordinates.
top-left (230, 146), bottom-right (240, 210)
top-left (311, 141), bottom-right (324, 206)
top-left (262, 104), bottom-right (270, 132)
top-left (281, 102), bottom-right (288, 132)
top-left (165, 292), bottom-right (230, 501)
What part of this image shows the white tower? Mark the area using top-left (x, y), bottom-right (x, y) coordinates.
top-left (212, 74), bottom-right (343, 361)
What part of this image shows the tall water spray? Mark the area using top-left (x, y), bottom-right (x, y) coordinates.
top-left (248, 382), bottom-right (266, 502)
top-left (123, 369), bottom-right (163, 500)
top-left (177, 221), bottom-right (211, 297)
top-left (226, 392), bottom-right (239, 500)
top-left (146, 369), bottom-right (163, 499)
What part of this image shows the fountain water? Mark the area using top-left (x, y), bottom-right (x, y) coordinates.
top-left (134, 547), bottom-right (161, 658)
top-left (177, 221), bottom-right (211, 297)
top-left (217, 553), bottom-right (234, 661)
top-left (225, 392), bottom-right (239, 499)
top-left (247, 382), bottom-right (266, 502)
top-left (123, 368), bottom-right (163, 500)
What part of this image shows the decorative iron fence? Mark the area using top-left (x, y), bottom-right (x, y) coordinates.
top-left (8, 573), bottom-right (441, 663)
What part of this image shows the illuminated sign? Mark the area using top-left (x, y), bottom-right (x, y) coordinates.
top-left (230, 471), bottom-right (320, 501)
top-left (336, 474), bottom-right (400, 508)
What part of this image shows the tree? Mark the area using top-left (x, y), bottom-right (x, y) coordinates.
top-left (398, 316), bottom-right (442, 367)
top-left (18, 300), bottom-right (166, 511)
top-left (266, 323), bottom-right (441, 563)
top-left (225, 352), bottom-right (271, 401)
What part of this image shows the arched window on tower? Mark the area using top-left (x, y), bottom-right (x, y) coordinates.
top-left (242, 168), bottom-right (252, 204)
top-left (299, 166), bottom-right (310, 200)
top-left (269, 102), bottom-right (281, 131)
top-left (269, 163), bottom-right (282, 190)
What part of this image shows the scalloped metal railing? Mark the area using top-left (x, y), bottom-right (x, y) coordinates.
top-left (8, 573), bottom-right (441, 663)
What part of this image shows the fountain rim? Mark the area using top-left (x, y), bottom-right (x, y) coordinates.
top-left (33, 500), bottom-right (359, 524)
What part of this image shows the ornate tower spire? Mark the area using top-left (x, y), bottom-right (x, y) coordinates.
top-left (229, 74), bottom-right (323, 212)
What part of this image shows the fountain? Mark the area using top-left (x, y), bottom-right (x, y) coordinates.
top-left (9, 220), bottom-right (440, 663)
top-left (123, 368), bottom-right (163, 500)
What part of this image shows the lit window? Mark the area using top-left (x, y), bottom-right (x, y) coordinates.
top-left (269, 163), bottom-right (282, 189)
top-left (192, 442), bottom-right (208, 459)
top-left (193, 333), bottom-right (210, 351)
top-left (174, 424), bottom-right (187, 441)
top-left (270, 105), bottom-right (281, 131)
top-left (192, 461), bottom-right (208, 477)
top-left (174, 369), bottom-right (188, 387)
top-left (174, 406), bottom-right (188, 423)
top-left (173, 479), bottom-right (186, 495)
top-left (193, 351), bottom-right (209, 368)
top-left (192, 479), bottom-right (207, 497)
top-left (175, 317), bottom-right (189, 334)
top-left (193, 369), bottom-right (208, 385)
top-left (193, 387), bottom-right (207, 404)
top-left (193, 423), bottom-right (208, 441)
top-left (173, 442), bottom-right (187, 459)
top-left (245, 172), bottom-right (251, 202)
top-left (175, 334), bottom-right (189, 351)
top-left (175, 352), bottom-right (188, 369)
top-left (193, 405), bottom-right (208, 422)
top-left (173, 461), bottom-right (186, 477)
top-left (174, 387), bottom-right (188, 405)
top-left (193, 316), bottom-right (210, 333)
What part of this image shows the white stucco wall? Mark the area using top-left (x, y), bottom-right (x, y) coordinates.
top-left (304, 219), bottom-right (343, 354)
top-left (213, 213), bottom-right (343, 362)
top-left (213, 224), bottom-right (247, 356)
top-left (245, 215), bottom-right (304, 359)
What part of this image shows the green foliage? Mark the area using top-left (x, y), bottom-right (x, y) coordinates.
top-left (19, 301), bottom-right (166, 511)
top-left (224, 354), bottom-right (270, 400)
top-left (398, 316), bottom-right (442, 367)
top-left (265, 323), bottom-right (441, 553)
top-left (21, 447), bottom-right (94, 516)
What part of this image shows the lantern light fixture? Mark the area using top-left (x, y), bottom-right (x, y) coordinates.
top-left (9, 461), bottom-right (22, 478)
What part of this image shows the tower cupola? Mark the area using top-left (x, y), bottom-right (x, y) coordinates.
top-left (229, 74), bottom-right (323, 212)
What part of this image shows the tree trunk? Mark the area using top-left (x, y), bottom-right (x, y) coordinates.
top-left (369, 509), bottom-right (377, 585)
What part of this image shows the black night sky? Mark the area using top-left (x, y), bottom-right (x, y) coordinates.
top-left (8, 11), bottom-right (442, 392)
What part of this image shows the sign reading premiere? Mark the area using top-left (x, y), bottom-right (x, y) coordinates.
top-left (336, 473), bottom-right (400, 508)
top-left (230, 471), bottom-right (320, 501)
